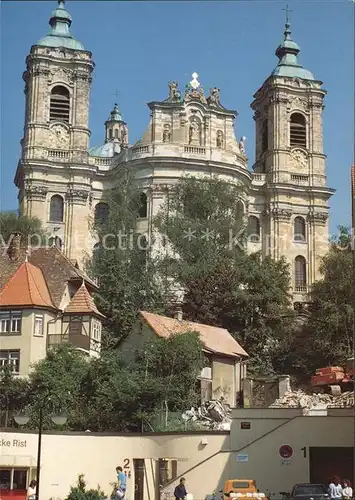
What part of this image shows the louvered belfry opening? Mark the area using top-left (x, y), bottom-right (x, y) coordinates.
top-left (50, 85), bottom-right (70, 123)
top-left (290, 113), bottom-right (306, 148)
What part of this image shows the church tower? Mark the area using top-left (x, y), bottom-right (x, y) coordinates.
top-left (15, 0), bottom-right (95, 263)
top-left (250, 13), bottom-right (334, 303)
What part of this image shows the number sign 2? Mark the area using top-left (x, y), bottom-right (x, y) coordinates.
top-left (123, 459), bottom-right (130, 469)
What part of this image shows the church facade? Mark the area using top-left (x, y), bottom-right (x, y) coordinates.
top-left (14, 0), bottom-right (334, 303)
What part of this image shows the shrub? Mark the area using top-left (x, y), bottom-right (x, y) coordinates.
top-left (66, 474), bottom-right (106, 500)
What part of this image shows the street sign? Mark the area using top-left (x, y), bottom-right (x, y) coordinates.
top-left (279, 445), bottom-right (293, 459)
top-left (236, 453), bottom-right (249, 462)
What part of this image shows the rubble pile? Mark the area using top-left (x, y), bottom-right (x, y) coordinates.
top-left (270, 389), bottom-right (354, 410)
top-left (182, 400), bottom-right (232, 430)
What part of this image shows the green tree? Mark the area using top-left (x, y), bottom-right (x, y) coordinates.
top-left (89, 167), bottom-right (163, 346)
top-left (27, 344), bottom-right (90, 430)
top-left (0, 212), bottom-right (47, 245)
top-left (0, 366), bottom-right (30, 427)
top-left (154, 176), bottom-right (294, 375)
top-left (154, 176), bottom-right (246, 285)
top-left (81, 353), bottom-right (165, 432)
top-left (301, 226), bottom-right (354, 372)
top-left (80, 331), bottom-right (204, 432)
top-left (135, 330), bottom-right (205, 410)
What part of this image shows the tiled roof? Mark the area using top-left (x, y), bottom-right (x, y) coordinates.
top-left (0, 245), bottom-right (97, 308)
top-left (0, 261), bottom-right (55, 309)
top-left (65, 282), bottom-right (105, 318)
top-left (140, 310), bottom-right (248, 359)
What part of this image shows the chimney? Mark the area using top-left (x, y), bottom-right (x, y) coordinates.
top-left (7, 232), bottom-right (22, 261)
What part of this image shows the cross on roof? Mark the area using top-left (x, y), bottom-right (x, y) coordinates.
top-left (112, 90), bottom-right (120, 99)
top-left (282, 4), bottom-right (292, 24)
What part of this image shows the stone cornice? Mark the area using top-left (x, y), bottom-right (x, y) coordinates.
top-left (66, 188), bottom-right (90, 205)
top-left (264, 183), bottom-right (335, 199)
top-left (150, 183), bottom-right (174, 195)
top-left (24, 183), bottom-right (48, 200)
top-left (264, 207), bottom-right (293, 221)
top-left (125, 156), bottom-right (253, 185)
top-left (307, 210), bottom-right (329, 225)
top-left (19, 159), bottom-right (95, 178)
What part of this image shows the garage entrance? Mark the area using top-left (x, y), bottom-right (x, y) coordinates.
top-left (309, 447), bottom-right (354, 485)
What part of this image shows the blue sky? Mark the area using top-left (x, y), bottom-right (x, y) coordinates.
top-left (1, 0), bottom-right (353, 234)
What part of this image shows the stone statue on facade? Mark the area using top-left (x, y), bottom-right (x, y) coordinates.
top-left (216, 130), bottom-right (224, 148)
top-left (163, 125), bottom-right (171, 143)
top-left (208, 87), bottom-right (221, 106)
top-left (120, 124), bottom-right (128, 146)
top-left (189, 121), bottom-right (200, 145)
top-left (239, 136), bottom-right (246, 155)
top-left (166, 81), bottom-right (181, 102)
top-left (189, 124), bottom-right (195, 144)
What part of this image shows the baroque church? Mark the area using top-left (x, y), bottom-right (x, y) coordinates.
top-left (15, 0), bottom-right (334, 304)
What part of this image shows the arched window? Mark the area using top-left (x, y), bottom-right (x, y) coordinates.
top-left (109, 129), bottom-right (113, 139)
top-left (138, 192), bottom-right (148, 218)
top-left (247, 216), bottom-right (260, 243)
top-left (290, 113), bottom-right (306, 148)
top-left (114, 129), bottom-right (119, 139)
top-left (95, 203), bottom-right (109, 225)
top-left (48, 236), bottom-right (62, 250)
top-left (294, 216), bottom-right (306, 242)
top-left (49, 195), bottom-right (64, 222)
top-left (50, 86), bottom-right (70, 123)
top-left (261, 119), bottom-right (268, 153)
top-left (295, 255), bottom-right (307, 290)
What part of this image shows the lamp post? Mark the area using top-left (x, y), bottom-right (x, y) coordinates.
top-left (14, 394), bottom-right (67, 500)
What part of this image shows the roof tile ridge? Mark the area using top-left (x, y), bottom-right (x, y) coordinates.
top-left (0, 263), bottom-right (24, 299)
top-left (52, 245), bottom-right (83, 279)
top-left (83, 283), bottom-right (94, 311)
top-left (26, 262), bottom-right (53, 307)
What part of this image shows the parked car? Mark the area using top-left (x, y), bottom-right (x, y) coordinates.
top-left (286, 483), bottom-right (329, 500)
top-left (222, 479), bottom-right (267, 500)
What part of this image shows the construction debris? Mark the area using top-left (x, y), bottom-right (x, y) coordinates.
top-left (182, 400), bottom-right (232, 430)
top-left (270, 389), bottom-right (354, 410)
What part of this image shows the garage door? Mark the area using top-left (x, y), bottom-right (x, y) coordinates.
top-left (309, 447), bottom-right (354, 485)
